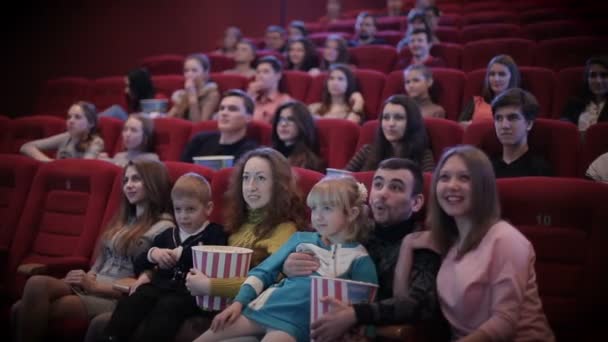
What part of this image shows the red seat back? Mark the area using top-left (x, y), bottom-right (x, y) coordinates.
top-left (211, 73), bottom-right (249, 94)
top-left (554, 67), bottom-right (584, 119)
top-left (461, 24), bottom-right (524, 43)
top-left (316, 119), bottom-right (360, 169)
top-left (8, 116), bottom-right (66, 154)
top-left (535, 37), bottom-right (608, 71)
top-left (349, 45), bottom-right (398, 74)
top-left (140, 54), bottom-right (184, 75)
top-left (152, 75), bottom-right (184, 100)
top-left (207, 53), bottom-right (236, 73)
top-left (282, 71), bottom-right (312, 102)
top-left (462, 38), bottom-right (536, 72)
top-left (34, 77), bottom-right (93, 117)
top-left (98, 117), bottom-right (123, 157)
top-left (92, 77), bottom-right (128, 111)
top-left (152, 118), bottom-right (193, 161)
top-left (164, 161), bottom-right (215, 183)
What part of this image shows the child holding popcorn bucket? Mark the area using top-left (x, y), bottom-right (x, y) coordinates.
top-left (195, 176), bottom-right (378, 342)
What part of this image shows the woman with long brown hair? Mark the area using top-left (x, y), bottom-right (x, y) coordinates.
top-left (308, 64), bottom-right (364, 124)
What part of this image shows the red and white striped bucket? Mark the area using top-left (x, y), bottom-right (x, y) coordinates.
top-left (191, 245), bottom-right (253, 311)
top-left (310, 276), bottom-right (378, 323)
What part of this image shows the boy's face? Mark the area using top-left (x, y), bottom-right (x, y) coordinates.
top-left (494, 105), bottom-right (532, 148)
top-left (173, 197), bottom-right (213, 233)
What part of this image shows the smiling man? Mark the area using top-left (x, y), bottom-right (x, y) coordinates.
top-left (491, 88), bottom-right (553, 178)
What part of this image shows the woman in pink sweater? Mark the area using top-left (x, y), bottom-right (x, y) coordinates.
top-left (422, 145), bottom-right (554, 341)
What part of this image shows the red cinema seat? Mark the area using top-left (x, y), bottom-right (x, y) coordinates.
top-left (140, 54), bottom-right (184, 75)
top-left (327, 19), bottom-right (356, 34)
top-left (190, 120), bottom-right (272, 147)
top-left (554, 67), bottom-right (584, 119)
top-left (438, 13), bottom-right (462, 27)
top-left (535, 37), bottom-right (608, 71)
top-left (581, 123), bottom-right (608, 176)
top-left (152, 118), bottom-right (193, 161)
top-left (356, 120), bottom-right (378, 151)
top-left (497, 177), bottom-right (608, 340)
top-left (8, 116), bottom-right (66, 154)
top-left (207, 53), bottom-right (236, 73)
top-left (376, 31), bottom-right (403, 46)
top-left (303, 22), bottom-right (324, 34)
top-left (462, 1), bottom-right (507, 13)
top-left (463, 118), bottom-right (580, 177)
top-left (91, 77), bottom-right (128, 112)
top-left (211, 73), bottom-right (249, 94)
top-left (522, 21), bottom-right (593, 42)
top-left (97, 117), bottom-right (123, 157)
top-left (2, 159), bottom-right (121, 299)
top-left (308, 32), bottom-right (352, 47)
top-left (34, 77), bottom-right (93, 117)
top-left (152, 75), bottom-right (184, 100)
top-left (430, 43), bottom-right (463, 69)
top-left (463, 67), bottom-right (557, 118)
top-left (316, 119), bottom-right (360, 169)
top-left (461, 24), bottom-right (524, 43)
top-left (434, 26), bottom-right (463, 44)
top-left (164, 161), bottom-right (215, 184)
top-left (462, 38), bottom-right (536, 72)
top-left (519, 8), bottom-right (570, 24)
top-left (349, 45), bottom-right (398, 74)
top-left (376, 17), bottom-right (405, 31)
top-left (381, 68), bottom-right (466, 121)
top-left (0, 116), bottom-right (11, 153)
top-left (282, 71), bottom-right (312, 102)
top-left (463, 11), bottom-right (517, 26)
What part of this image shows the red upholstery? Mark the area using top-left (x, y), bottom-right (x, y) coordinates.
top-left (98, 116), bottom-right (123, 157)
top-left (434, 26), bottom-right (462, 44)
top-left (424, 117), bottom-right (465, 161)
top-left (581, 123), bottom-right (608, 176)
top-left (209, 167), bottom-right (233, 224)
top-left (316, 119), bottom-right (360, 169)
top-left (207, 53), bottom-right (236, 73)
top-left (375, 30), bottom-right (403, 46)
top-left (534, 37), bottom-right (608, 71)
top-left (462, 1), bottom-right (507, 13)
top-left (152, 75), bottom-right (184, 100)
top-left (522, 21), bottom-right (593, 41)
top-left (255, 50), bottom-right (286, 65)
top-left (7, 116), bottom-right (66, 154)
top-left (463, 67), bottom-right (557, 118)
top-left (438, 13), bottom-right (462, 27)
top-left (190, 120), bottom-right (271, 146)
top-left (3, 159), bottom-right (120, 298)
top-left (140, 54), bottom-right (184, 75)
top-left (354, 69), bottom-right (386, 120)
top-left (210, 73), bottom-right (249, 94)
top-left (327, 19), bottom-right (356, 34)
top-left (152, 118), bottom-right (193, 161)
top-left (282, 71), bottom-right (312, 102)
top-left (438, 4), bottom-right (462, 15)
top-left (308, 32), bottom-right (352, 47)
top-left (496, 177), bottom-right (608, 340)
top-left (463, 11), bottom-right (517, 25)
top-left (0, 116), bottom-right (11, 153)
top-left (91, 77), bottom-right (128, 111)
top-left (349, 45), bottom-right (398, 74)
top-left (463, 118), bottom-right (580, 177)
top-left (462, 38), bottom-right (536, 71)
top-left (164, 161), bottom-right (215, 184)
top-left (356, 120), bottom-right (378, 151)
top-left (554, 67), bottom-right (584, 119)
top-left (376, 17), bottom-right (404, 31)
top-left (381, 68), bottom-right (466, 121)
top-left (430, 43), bottom-right (463, 70)
top-left (34, 77), bottom-right (93, 117)
top-left (519, 8), bottom-right (570, 24)
top-left (461, 24), bottom-right (524, 43)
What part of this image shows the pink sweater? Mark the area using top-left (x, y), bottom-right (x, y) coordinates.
top-left (437, 221), bottom-right (555, 341)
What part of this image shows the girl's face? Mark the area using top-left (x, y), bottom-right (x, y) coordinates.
top-left (310, 201), bottom-right (350, 243)
top-left (323, 39), bottom-right (339, 63)
top-left (288, 41), bottom-right (306, 66)
top-left (122, 117), bottom-right (145, 152)
top-left (327, 69), bottom-right (348, 96)
top-left (436, 155), bottom-right (473, 219)
top-left (404, 69), bottom-right (432, 98)
top-left (184, 58), bottom-right (207, 84)
top-left (488, 63), bottom-right (511, 94)
top-left (66, 104), bottom-right (92, 137)
top-left (123, 165), bottom-right (147, 205)
top-left (588, 63), bottom-right (608, 98)
top-left (381, 103), bottom-right (407, 143)
top-left (242, 157), bottom-right (273, 210)
top-left (276, 107), bottom-right (299, 145)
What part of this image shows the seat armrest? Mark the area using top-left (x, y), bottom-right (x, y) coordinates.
top-left (112, 277), bottom-right (136, 293)
top-left (17, 263), bottom-right (48, 276)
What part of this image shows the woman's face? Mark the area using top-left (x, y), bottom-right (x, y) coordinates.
top-left (122, 117), bottom-right (145, 151)
top-left (488, 63), bottom-right (511, 94)
top-left (66, 104), bottom-right (92, 137)
top-left (381, 103), bottom-right (407, 143)
top-left (327, 69), bottom-right (348, 96)
top-left (288, 41), bottom-right (306, 66)
top-left (587, 63), bottom-right (608, 98)
top-left (242, 157), bottom-right (273, 210)
top-left (123, 165), bottom-right (147, 205)
top-left (234, 42), bottom-right (255, 63)
top-left (184, 58), bottom-right (207, 84)
top-left (323, 39), bottom-right (339, 63)
top-left (404, 69), bottom-right (431, 98)
top-left (276, 107), bottom-right (299, 145)
top-left (436, 155), bottom-right (473, 219)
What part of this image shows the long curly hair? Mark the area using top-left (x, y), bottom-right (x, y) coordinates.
top-left (318, 64), bottom-right (359, 116)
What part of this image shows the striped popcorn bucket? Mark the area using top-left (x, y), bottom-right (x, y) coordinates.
top-left (310, 276), bottom-right (378, 324)
top-left (191, 245), bottom-right (253, 311)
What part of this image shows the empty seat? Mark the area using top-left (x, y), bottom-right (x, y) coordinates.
top-left (282, 71), bottom-right (312, 102)
top-left (463, 11), bottom-right (517, 26)
top-left (190, 120), bottom-right (272, 147)
top-left (308, 32), bottom-right (352, 47)
top-left (349, 45), bottom-right (398, 74)
top-left (535, 37), bottom-right (608, 71)
top-left (97, 116), bottom-right (124, 157)
top-left (522, 21), bottom-right (593, 41)
top-left (462, 38), bottom-right (536, 72)
top-left (327, 19), bottom-right (356, 34)
top-left (461, 24), bottom-right (524, 43)
top-left (519, 8), bottom-right (570, 24)
top-left (207, 53), bottom-right (236, 73)
top-left (581, 123), bottom-right (608, 176)
top-left (434, 26), bottom-right (463, 44)
top-left (0, 116), bottom-right (11, 153)
top-left (554, 66), bottom-right (584, 119)
top-left (376, 16), bottom-right (404, 31)
top-left (438, 13), bottom-right (462, 27)
top-left (152, 118), bottom-right (193, 161)
top-left (462, 1), bottom-right (507, 13)
top-left (463, 118), bottom-right (580, 177)
top-left (152, 75), bottom-right (184, 100)
top-left (210, 73), bottom-right (250, 94)
top-left (430, 43), bottom-right (463, 69)
top-left (91, 77), bottom-right (128, 112)
top-left (316, 119), bottom-right (360, 169)
top-left (34, 77), bottom-right (93, 117)
top-left (376, 30), bottom-right (403, 46)
top-left (8, 116), bottom-right (66, 154)
top-left (140, 54), bottom-right (184, 75)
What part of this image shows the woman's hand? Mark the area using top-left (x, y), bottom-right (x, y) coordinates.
top-left (65, 269), bottom-right (97, 293)
top-left (185, 268), bottom-right (211, 296)
top-left (210, 302), bottom-right (243, 331)
top-left (310, 297), bottom-right (357, 342)
top-left (130, 272), bottom-right (151, 295)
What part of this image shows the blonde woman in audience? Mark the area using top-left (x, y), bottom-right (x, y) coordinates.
top-left (99, 114), bottom-right (159, 167)
top-left (12, 160), bottom-right (175, 342)
top-left (20, 101), bottom-right (104, 162)
top-left (346, 95), bottom-right (435, 172)
top-left (459, 54), bottom-right (521, 125)
top-left (168, 54), bottom-right (220, 122)
top-left (308, 64), bottom-right (365, 124)
top-left (404, 64), bottom-right (446, 118)
top-left (223, 40), bottom-right (257, 79)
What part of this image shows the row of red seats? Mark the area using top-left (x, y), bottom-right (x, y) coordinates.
top-left (33, 64), bottom-right (593, 121)
top-left (3, 114), bottom-right (607, 179)
top-left (1, 155), bottom-right (606, 340)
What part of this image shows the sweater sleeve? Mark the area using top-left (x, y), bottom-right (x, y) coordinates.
top-left (345, 145), bottom-right (371, 172)
top-left (420, 149), bottom-right (435, 172)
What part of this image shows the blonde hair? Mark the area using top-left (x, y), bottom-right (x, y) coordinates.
top-left (171, 172), bottom-right (212, 204)
top-left (307, 176), bottom-right (373, 243)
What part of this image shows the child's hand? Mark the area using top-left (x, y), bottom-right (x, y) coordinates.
top-left (282, 252), bottom-right (320, 277)
top-left (130, 272), bottom-right (151, 295)
top-left (210, 302), bottom-right (243, 332)
top-left (185, 268), bottom-right (210, 296)
top-left (150, 248), bottom-right (178, 269)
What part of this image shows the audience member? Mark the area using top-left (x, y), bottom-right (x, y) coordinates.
top-left (99, 68), bottom-right (157, 120)
top-left (247, 56), bottom-right (292, 123)
top-left (99, 114), bottom-right (159, 167)
top-left (346, 95), bottom-right (435, 172)
top-left (385, 0), bottom-right (407, 17)
top-left (223, 39), bottom-right (257, 79)
top-left (168, 54), bottom-right (220, 122)
top-left (349, 12), bottom-right (387, 47)
top-left (395, 28), bottom-right (445, 70)
top-left (181, 89), bottom-right (258, 163)
top-left (271, 101), bottom-right (325, 172)
top-left (397, 9), bottom-right (439, 51)
top-left (586, 151), bottom-right (608, 183)
top-left (287, 20), bottom-right (308, 41)
top-left (286, 38), bottom-right (319, 72)
top-left (319, 0), bottom-right (342, 24)
top-left (404, 64), bottom-right (446, 118)
top-left (309, 34), bottom-right (351, 75)
top-left (214, 27), bottom-right (242, 58)
top-left (263, 25), bottom-right (288, 53)
top-left (308, 64), bottom-right (365, 123)
top-left (20, 101), bottom-right (104, 162)
top-left (491, 88), bottom-right (553, 178)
